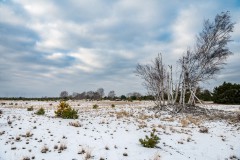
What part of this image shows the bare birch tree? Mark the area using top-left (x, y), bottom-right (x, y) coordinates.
top-left (179, 11), bottom-right (235, 107)
top-left (136, 11), bottom-right (235, 113)
top-left (136, 53), bottom-right (167, 109)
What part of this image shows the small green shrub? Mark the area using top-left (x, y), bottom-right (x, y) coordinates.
top-left (55, 101), bottom-right (78, 119)
top-left (139, 129), bottom-right (160, 148)
top-left (93, 104), bottom-right (99, 109)
top-left (35, 107), bottom-right (45, 115)
top-left (111, 104), bottom-right (115, 108)
top-left (0, 110), bottom-right (2, 114)
top-left (27, 106), bottom-right (33, 111)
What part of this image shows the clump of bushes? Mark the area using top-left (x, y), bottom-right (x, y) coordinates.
top-left (35, 107), bottom-right (45, 115)
top-left (111, 104), bottom-right (115, 108)
top-left (0, 110), bottom-right (2, 114)
top-left (139, 129), bottom-right (160, 148)
top-left (93, 104), bottom-right (99, 109)
top-left (27, 106), bottom-right (33, 111)
top-left (213, 82), bottom-right (240, 104)
top-left (55, 101), bottom-right (78, 119)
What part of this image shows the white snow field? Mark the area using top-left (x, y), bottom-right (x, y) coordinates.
top-left (0, 100), bottom-right (239, 160)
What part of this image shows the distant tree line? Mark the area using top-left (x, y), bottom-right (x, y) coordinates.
top-left (0, 97), bottom-right (61, 101)
top-left (59, 89), bottom-right (154, 101)
top-left (1, 83), bottom-right (238, 104)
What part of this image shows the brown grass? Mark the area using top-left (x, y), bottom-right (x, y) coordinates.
top-left (186, 115), bottom-right (202, 126)
top-left (158, 124), bottom-right (166, 130)
top-left (69, 121), bottom-right (82, 127)
top-left (180, 118), bottom-right (189, 127)
top-left (116, 110), bottom-right (130, 119)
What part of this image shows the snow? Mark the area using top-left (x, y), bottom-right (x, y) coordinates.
top-left (0, 100), bottom-right (239, 160)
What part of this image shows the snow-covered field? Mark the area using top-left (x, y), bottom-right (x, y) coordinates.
top-left (0, 100), bottom-right (239, 160)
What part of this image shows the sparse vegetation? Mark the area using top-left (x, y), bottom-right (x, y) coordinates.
top-left (111, 104), bottom-right (115, 108)
top-left (15, 136), bottom-right (21, 141)
top-left (35, 107), bottom-right (45, 115)
top-left (55, 101), bottom-right (78, 119)
top-left (25, 131), bottom-right (33, 137)
top-left (84, 150), bottom-right (92, 160)
top-left (59, 143), bottom-right (67, 151)
top-left (116, 110), bottom-right (130, 119)
top-left (22, 157), bottom-right (30, 160)
top-left (199, 127), bottom-right (208, 133)
top-left (123, 152), bottom-right (128, 156)
top-left (41, 145), bottom-right (49, 153)
top-left (93, 104), bottom-right (99, 109)
top-left (180, 118), bottom-right (189, 127)
top-left (152, 152), bottom-right (161, 160)
top-left (69, 121), bottom-right (82, 127)
top-left (139, 129), bottom-right (160, 148)
top-left (54, 145), bottom-right (58, 150)
top-left (27, 106), bottom-right (33, 111)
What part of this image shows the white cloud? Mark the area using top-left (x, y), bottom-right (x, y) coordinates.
top-left (0, 0), bottom-right (240, 97)
top-left (69, 48), bottom-right (104, 71)
top-left (0, 5), bottom-right (25, 25)
top-left (46, 52), bottom-right (64, 60)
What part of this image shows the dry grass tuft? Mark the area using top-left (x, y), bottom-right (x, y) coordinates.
top-left (161, 116), bottom-right (174, 122)
top-left (25, 131), bottom-right (33, 137)
top-left (22, 157), bottom-right (30, 160)
top-left (199, 127), bottom-right (208, 133)
top-left (84, 150), bottom-right (92, 160)
top-left (59, 143), bottom-right (67, 151)
top-left (116, 110), bottom-right (130, 119)
top-left (180, 118), bottom-right (189, 127)
top-left (158, 124), bottom-right (166, 130)
top-left (69, 121), bottom-right (82, 127)
top-left (41, 145), bottom-right (49, 153)
top-left (138, 114), bottom-right (153, 120)
top-left (186, 115), bottom-right (202, 126)
top-left (152, 152), bottom-right (161, 160)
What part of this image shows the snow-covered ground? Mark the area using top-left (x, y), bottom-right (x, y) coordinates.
top-left (0, 100), bottom-right (239, 160)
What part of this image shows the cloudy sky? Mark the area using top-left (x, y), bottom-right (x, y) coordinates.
top-left (0, 0), bottom-right (240, 97)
